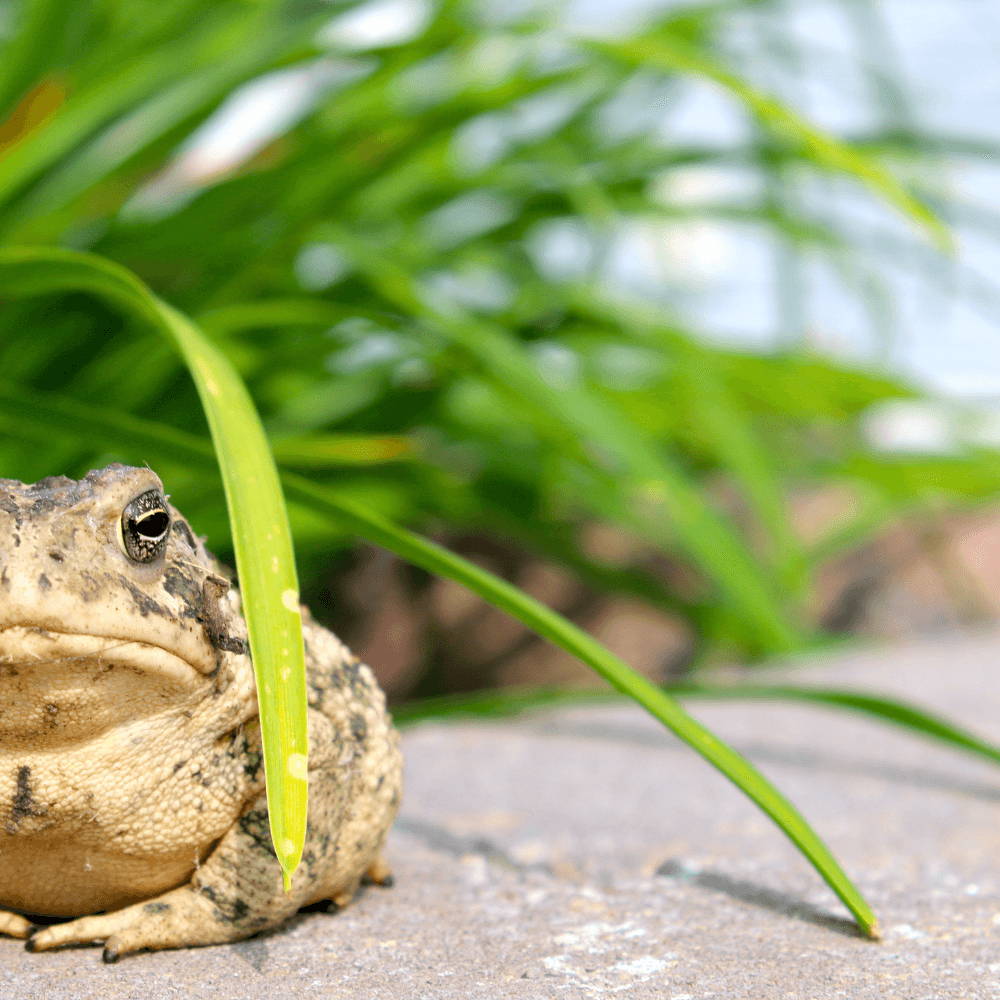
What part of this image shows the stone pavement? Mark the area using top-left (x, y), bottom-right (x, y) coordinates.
top-left (5, 631), bottom-right (1000, 998)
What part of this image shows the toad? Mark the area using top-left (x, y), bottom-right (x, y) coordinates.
top-left (0, 463), bottom-right (402, 961)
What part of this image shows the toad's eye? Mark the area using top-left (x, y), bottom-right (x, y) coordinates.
top-left (120, 490), bottom-right (170, 563)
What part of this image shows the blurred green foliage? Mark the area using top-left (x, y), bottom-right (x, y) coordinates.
top-left (1, 0), bottom-right (996, 691)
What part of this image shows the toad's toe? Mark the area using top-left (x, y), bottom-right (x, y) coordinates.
top-left (26, 885), bottom-right (258, 959)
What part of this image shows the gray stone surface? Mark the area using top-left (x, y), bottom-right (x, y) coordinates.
top-left (6, 631), bottom-right (1000, 998)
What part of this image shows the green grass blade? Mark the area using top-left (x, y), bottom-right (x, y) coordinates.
top-left (0, 0), bottom-right (65, 122)
top-left (269, 476), bottom-right (881, 939)
top-left (593, 34), bottom-right (949, 250)
top-left (395, 678), bottom-right (1000, 775)
top-left (151, 314), bottom-right (309, 891)
top-left (392, 686), bottom-right (616, 725)
top-left (196, 300), bottom-right (390, 336)
top-left (0, 370), bottom-right (879, 937)
top-left (0, 246), bottom-right (308, 889)
top-left (271, 434), bottom-right (414, 467)
top-left (669, 683), bottom-right (1000, 766)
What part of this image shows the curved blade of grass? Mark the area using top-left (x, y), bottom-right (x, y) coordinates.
top-left (272, 434), bottom-right (414, 467)
top-left (593, 34), bottom-right (949, 251)
top-left (0, 246), bottom-right (307, 889)
top-left (669, 683), bottom-right (1000, 766)
top-left (196, 300), bottom-right (391, 336)
top-left (0, 0), bottom-right (65, 123)
top-left (392, 686), bottom-right (617, 725)
top-left (259, 475), bottom-right (881, 939)
top-left (394, 679), bottom-right (1000, 768)
top-left (0, 370), bottom-right (878, 937)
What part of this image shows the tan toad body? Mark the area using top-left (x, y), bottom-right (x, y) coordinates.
top-left (0, 464), bottom-right (402, 961)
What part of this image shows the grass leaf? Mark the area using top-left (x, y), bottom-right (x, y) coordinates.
top-left (0, 246), bottom-right (308, 889)
top-left (272, 434), bottom-right (414, 467)
top-left (670, 682), bottom-right (1000, 766)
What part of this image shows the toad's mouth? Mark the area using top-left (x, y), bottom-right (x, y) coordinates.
top-left (0, 626), bottom-right (204, 685)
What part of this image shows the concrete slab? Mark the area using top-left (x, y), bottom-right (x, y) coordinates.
top-left (5, 631), bottom-right (1000, 998)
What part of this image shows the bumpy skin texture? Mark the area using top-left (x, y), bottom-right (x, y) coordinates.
top-left (0, 464), bottom-right (402, 961)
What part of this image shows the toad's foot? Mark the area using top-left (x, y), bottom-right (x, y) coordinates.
top-left (26, 793), bottom-right (300, 960)
top-left (26, 779), bottom-right (393, 961)
top-left (26, 883), bottom-right (272, 963)
top-left (0, 911), bottom-right (32, 939)
top-left (28, 854), bottom-right (399, 961)
top-left (364, 855), bottom-right (395, 889)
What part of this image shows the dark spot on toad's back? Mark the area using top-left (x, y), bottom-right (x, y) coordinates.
top-left (28, 477), bottom-right (81, 514)
top-left (7, 765), bottom-right (45, 833)
top-left (239, 811), bottom-right (275, 856)
top-left (242, 748), bottom-right (263, 783)
top-left (143, 902), bottom-right (170, 914)
top-left (0, 488), bottom-right (21, 528)
top-left (350, 714), bottom-right (368, 743)
top-left (31, 475), bottom-right (76, 494)
top-left (37, 573), bottom-right (50, 594)
top-left (78, 571), bottom-right (100, 602)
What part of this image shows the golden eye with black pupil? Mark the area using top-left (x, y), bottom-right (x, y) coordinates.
top-left (120, 490), bottom-right (170, 563)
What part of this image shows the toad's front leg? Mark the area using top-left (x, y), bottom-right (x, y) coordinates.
top-left (26, 703), bottom-right (400, 961)
top-left (26, 790), bottom-right (394, 962)
top-left (27, 795), bottom-right (302, 960)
